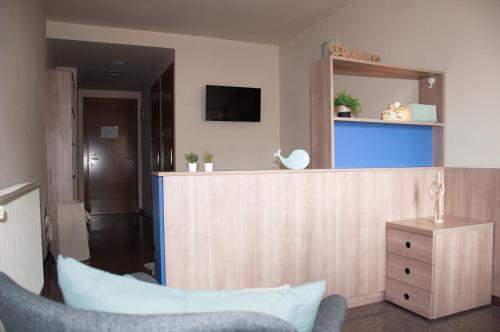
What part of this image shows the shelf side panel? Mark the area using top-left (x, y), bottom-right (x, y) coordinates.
top-left (419, 74), bottom-right (445, 166)
top-left (334, 122), bottom-right (433, 168)
top-left (419, 75), bottom-right (445, 123)
top-left (152, 175), bottom-right (166, 285)
top-left (310, 58), bottom-right (333, 169)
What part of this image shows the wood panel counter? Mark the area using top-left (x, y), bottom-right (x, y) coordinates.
top-left (152, 168), bottom-right (444, 307)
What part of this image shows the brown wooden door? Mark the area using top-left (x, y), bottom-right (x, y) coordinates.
top-left (150, 63), bottom-right (175, 172)
top-left (161, 63), bottom-right (175, 171)
top-left (151, 79), bottom-right (161, 172)
top-left (84, 97), bottom-right (138, 214)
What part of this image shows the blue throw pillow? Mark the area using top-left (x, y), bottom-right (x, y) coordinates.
top-left (57, 256), bottom-right (325, 332)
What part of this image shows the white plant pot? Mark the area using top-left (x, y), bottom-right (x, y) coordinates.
top-left (188, 163), bottom-right (197, 172)
top-left (204, 163), bottom-right (213, 172)
top-left (336, 105), bottom-right (351, 117)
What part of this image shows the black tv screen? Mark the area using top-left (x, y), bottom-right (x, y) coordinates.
top-left (206, 85), bottom-right (261, 122)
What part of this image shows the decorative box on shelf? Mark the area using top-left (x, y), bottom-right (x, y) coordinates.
top-left (385, 217), bottom-right (493, 319)
top-left (408, 103), bottom-right (437, 123)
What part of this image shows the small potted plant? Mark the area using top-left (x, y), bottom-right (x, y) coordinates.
top-left (334, 90), bottom-right (361, 118)
top-left (184, 152), bottom-right (199, 172)
top-left (202, 151), bottom-right (214, 172)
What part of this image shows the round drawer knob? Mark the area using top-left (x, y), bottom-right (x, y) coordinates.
top-left (405, 267), bottom-right (410, 274)
top-left (404, 293), bottom-right (410, 300)
top-left (405, 241), bottom-right (411, 248)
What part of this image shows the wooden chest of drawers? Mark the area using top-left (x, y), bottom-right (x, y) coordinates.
top-left (385, 217), bottom-right (493, 319)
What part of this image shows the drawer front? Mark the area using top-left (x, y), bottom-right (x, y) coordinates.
top-left (387, 228), bottom-right (434, 264)
top-left (386, 252), bottom-right (433, 291)
top-left (386, 277), bottom-right (432, 319)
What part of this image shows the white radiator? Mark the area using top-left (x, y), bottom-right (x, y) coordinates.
top-left (0, 183), bottom-right (44, 293)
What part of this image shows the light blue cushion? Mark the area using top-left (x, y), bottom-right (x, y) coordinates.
top-left (57, 256), bottom-right (325, 332)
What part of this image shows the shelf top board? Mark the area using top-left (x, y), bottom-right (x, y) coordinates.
top-left (153, 167), bottom-right (444, 177)
top-left (387, 216), bottom-right (493, 236)
top-left (334, 117), bottom-right (444, 127)
top-left (331, 56), bottom-right (444, 80)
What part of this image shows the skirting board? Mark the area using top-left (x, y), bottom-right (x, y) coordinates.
top-left (347, 291), bottom-right (385, 308)
top-left (347, 292), bottom-right (499, 309)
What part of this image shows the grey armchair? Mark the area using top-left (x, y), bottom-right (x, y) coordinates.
top-left (0, 272), bottom-right (346, 332)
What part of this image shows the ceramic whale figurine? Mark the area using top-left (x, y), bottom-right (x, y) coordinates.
top-left (274, 149), bottom-right (310, 170)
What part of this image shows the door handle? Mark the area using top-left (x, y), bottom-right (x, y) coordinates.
top-left (168, 148), bottom-right (173, 165)
top-left (91, 157), bottom-right (99, 160)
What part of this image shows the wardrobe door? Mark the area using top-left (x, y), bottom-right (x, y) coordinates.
top-left (47, 69), bottom-right (74, 207)
top-left (160, 63), bottom-right (175, 172)
top-left (70, 73), bottom-right (78, 200)
top-left (151, 79), bottom-right (161, 172)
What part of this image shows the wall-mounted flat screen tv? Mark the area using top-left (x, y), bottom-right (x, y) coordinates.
top-left (206, 85), bottom-right (261, 122)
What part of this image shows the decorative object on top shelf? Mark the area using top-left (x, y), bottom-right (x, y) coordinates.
top-left (321, 39), bottom-right (337, 58)
top-left (408, 103), bottom-right (437, 123)
top-left (334, 90), bottom-right (361, 118)
top-left (380, 102), bottom-right (411, 121)
top-left (328, 43), bottom-right (381, 63)
top-left (274, 149), bottom-right (310, 170)
top-left (184, 153), bottom-right (199, 172)
top-left (202, 151), bottom-right (214, 172)
top-left (430, 172), bottom-right (445, 224)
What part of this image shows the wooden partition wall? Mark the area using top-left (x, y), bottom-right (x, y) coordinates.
top-left (445, 168), bottom-right (500, 297)
top-left (158, 168), bottom-right (439, 306)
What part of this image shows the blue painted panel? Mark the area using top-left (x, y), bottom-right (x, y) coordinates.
top-left (152, 176), bottom-right (166, 285)
top-left (334, 122), bottom-right (433, 168)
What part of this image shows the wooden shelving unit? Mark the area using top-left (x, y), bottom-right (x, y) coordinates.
top-left (310, 56), bottom-right (445, 169)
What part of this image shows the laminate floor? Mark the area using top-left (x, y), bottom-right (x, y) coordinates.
top-left (343, 300), bottom-right (500, 332)
top-left (41, 214), bottom-right (500, 331)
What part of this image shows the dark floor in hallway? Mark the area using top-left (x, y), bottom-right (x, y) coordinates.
top-left (40, 214), bottom-right (500, 331)
top-left (41, 213), bottom-right (153, 302)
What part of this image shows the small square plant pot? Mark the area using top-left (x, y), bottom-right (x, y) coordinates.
top-left (336, 105), bottom-right (351, 118)
top-left (204, 163), bottom-right (213, 172)
top-left (188, 163), bottom-right (197, 172)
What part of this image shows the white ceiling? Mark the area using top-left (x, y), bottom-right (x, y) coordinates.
top-left (45, 0), bottom-right (353, 44)
top-left (48, 38), bottom-right (174, 91)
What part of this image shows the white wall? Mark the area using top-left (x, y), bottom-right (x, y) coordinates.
top-left (47, 22), bottom-right (281, 171)
top-left (0, 0), bottom-right (47, 256)
top-left (280, 0), bottom-right (500, 167)
top-left (77, 90), bottom-right (142, 209)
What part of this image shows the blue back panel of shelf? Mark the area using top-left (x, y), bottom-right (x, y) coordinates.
top-left (152, 176), bottom-right (166, 285)
top-left (334, 121), bottom-right (433, 168)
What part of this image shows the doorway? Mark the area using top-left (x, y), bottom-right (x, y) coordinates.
top-left (83, 97), bottom-right (138, 214)
top-left (47, 38), bottom-right (174, 278)
top-left (47, 38), bottom-right (175, 216)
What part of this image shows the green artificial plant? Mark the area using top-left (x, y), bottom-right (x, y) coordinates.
top-left (202, 151), bottom-right (214, 163)
top-left (334, 90), bottom-right (361, 113)
top-left (184, 152), bottom-right (199, 164)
